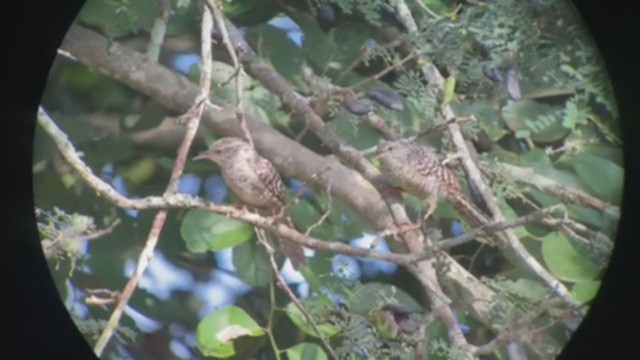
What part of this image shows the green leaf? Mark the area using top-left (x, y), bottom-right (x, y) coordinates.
top-left (232, 240), bottom-right (273, 286)
top-left (285, 296), bottom-right (342, 338)
top-left (502, 100), bottom-right (570, 143)
top-left (327, 112), bottom-right (380, 150)
top-left (347, 283), bottom-right (420, 316)
top-left (78, 0), bottom-right (158, 38)
top-left (573, 154), bottom-right (624, 204)
top-left (442, 76), bottom-right (456, 106)
top-left (286, 343), bottom-right (328, 360)
top-left (499, 279), bottom-right (548, 302)
top-left (519, 149), bottom-right (586, 190)
top-left (421, 0), bottom-right (450, 16)
top-left (301, 255), bottom-right (334, 294)
top-left (289, 199), bottom-right (334, 239)
top-left (248, 24), bottom-right (304, 81)
top-left (541, 232), bottom-right (600, 282)
top-left (180, 210), bottom-right (254, 253)
top-left (451, 100), bottom-right (507, 141)
top-left (571, 280), bottom-right (601, 304)
top-left (120, 156), bottom-right (157, 185)
top-left (196, 306), bottom-right (265, 358)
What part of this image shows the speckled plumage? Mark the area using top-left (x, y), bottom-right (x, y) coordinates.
top-left (194, 137), bottom-right (307, 267)
top-left (376, 140), bottom-right (507, 247)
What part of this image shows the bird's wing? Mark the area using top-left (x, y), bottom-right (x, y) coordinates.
top-left (253, 156), bottom-right (287, 208)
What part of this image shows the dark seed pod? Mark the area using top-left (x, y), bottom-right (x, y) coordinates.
top-left (482, 63), bottom-right (503, 83)
top-left (504, 64), bottom-right (522, 100)
top-left (367, 88), bottom-right (404, 111)
top-left (317, 2), bottom-right (336, 24)
top-left (343, 96), bottom-right (373, 115)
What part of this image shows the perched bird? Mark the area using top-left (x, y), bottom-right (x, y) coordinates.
top-left (193, 137), bottom-right (307, 268)
top-left (376, 139), bottom-right (507, 247)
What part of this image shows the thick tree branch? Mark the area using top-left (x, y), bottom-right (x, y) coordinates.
top-left (392, 0), bottom-right (584, 316)
top-left (58, 24), bottom-right (503, 337)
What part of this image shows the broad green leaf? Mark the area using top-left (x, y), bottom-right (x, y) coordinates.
top-left (232, 240), bottom-right (273, 286)
top-left (502, 100), bottom-right (570, 143)
top-left (180, 210), bottom-right (254, 253)
top-left (210, 61), bottom-right (239, 102)
top-left (499, 279), bottom-right (549, 302)
top-left (421, 0), bottom-right (450, 16)
top-left (248, 24), bottom-right (304, 81)
top-left (78, 0), bottom-right (157, 38)
top-left (442, 76), bottom-right (456, 106)
top-left (294, 12), bottom-right (336, 71)
top-left (327, 200), bottom-right (374, 239)
top-left (289, 199), bottom-right (335, 239)
top-left (328, 112), bottom-right (380, 150)
top-left (285, 296), bottom-right (342, 338)
top-left (541, 232), bottom-right (600, 282)
top-left (286, 343), bottom-right (328, 360)
top-left (572, 280), bottom-right (601, 304)
top-left (302, 255), bottom-right (334, 294)
top-left (519, 149), bottom-right (586, 190)
top-left (451, 100), bottom-right (507, 141)
top-left (120, 156), bottom-right (157, 185)
top-left (347, 282), bottom-right (421, 316)
top-left (196, 306), bottom-right (265, 358)
top-left (573, 154), bottom-right (624, 204)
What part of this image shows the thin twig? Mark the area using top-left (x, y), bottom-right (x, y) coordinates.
top-left (258, 233), bottom-right (339, 360)
top-left (90, 2), bottom-right (215, 354)
top-left (497, 162), bottom-right (620, 216)
top-left (345, 51), bottom-right (420, 91)
top-left (37, 108), bottom-right (415, 265)
top-left (80, 218), bottom-right (121, 242)
top-left (207, 0), bottom-right (254, 148)
top-left (392, 0), bottom-right (584, 316)
top-left (413, 0), bottom-right (443, 19)
top-left (438, 205), bottom-right (565, 249)
top-left (146, 0), bottom-right (171, 62)
top-left (305, 176), bottom-right (333, 236)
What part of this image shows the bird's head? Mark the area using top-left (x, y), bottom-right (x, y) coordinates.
top-left (376, 139), bottom-right (413, 159)
top-left (193, 137), bottom-right (250, 164)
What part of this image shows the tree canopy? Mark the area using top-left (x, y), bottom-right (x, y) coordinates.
top-left (35, 0), bottom-right (620, 359)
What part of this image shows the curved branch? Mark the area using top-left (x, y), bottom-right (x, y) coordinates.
top-left (58, 24), bottom-right (503, 336)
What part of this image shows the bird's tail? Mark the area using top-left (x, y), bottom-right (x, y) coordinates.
top-left (449, 192), bottom-right (508, 247)
top-left (277, 217), bottom-right (308, 269)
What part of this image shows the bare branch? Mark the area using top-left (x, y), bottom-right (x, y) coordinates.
top-left (258, 234), bottom-right (339, 360)
top-left (80, 218), bottom-right (121, 242)
top-left (206, 0), bottom-right (254, 147)
top-left (92, 2), bottom-right (215, 354)
top-left (146, 0), bottom-right (171, 61)
top-left (59, 24), bottom-right (504, 334)
top-left (497, 162), bottom-right (620, 216)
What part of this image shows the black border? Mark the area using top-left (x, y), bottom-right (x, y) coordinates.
top-left (4, 0), bottom-right (639, 358)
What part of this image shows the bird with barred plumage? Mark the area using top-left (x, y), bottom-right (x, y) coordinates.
top-left (376, 139), bottom-right (507, 247)
top-left (193, 137), bottom-right (307, 268)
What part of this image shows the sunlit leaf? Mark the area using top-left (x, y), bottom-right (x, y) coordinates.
top-left (233, 240), bottom-right (273, 286)
top-left (196, 306), bottom-right (265, 358)
top-left (572, 280), bottom-right (601, 304)
top-left (573, 154), bottom-right (623, 204)
top-left (180, 210), bottom-right (254, 253)
top-left (285, 296), bottom-right (342, 338)
top-left (541, 232), bottom-right (600, 282)
top-left (286, 342), bottom-right (328, 360)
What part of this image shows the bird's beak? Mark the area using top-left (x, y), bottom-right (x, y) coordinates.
top-left (192, 152), bottom-right (208, 161)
